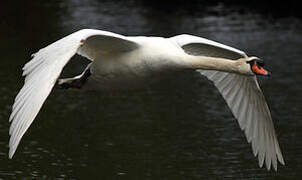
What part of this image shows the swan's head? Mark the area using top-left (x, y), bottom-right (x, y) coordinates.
top-left (246, 57), bottom-right (271, 76)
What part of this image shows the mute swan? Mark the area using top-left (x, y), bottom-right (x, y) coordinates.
top-left (8, 29), bottom-right (284, 171)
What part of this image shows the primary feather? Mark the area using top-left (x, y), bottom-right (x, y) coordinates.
top-left (9, 29), bottom-right (139, 158)
top-left (170, 34), bottom-right (284, 170)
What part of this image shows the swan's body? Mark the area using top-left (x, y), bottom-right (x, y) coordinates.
top-left (84, 36), bottom-right (186, 90)
top-left (9, 29), bottom-right (284, 171)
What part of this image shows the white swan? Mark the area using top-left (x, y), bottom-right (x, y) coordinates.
top-left (8, 29), bottom-right (284, 171)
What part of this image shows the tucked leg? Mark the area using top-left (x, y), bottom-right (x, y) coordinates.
top-left (58, 63), bottom-right (92, 89)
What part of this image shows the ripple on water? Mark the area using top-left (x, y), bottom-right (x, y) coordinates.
top-left (0, 1), bottom-right (302, 179)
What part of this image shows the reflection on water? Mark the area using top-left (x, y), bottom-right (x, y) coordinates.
top-left (1, 0), bottom-right (302, 179)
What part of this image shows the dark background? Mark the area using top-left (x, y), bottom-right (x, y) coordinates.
top-left (0, 0), bottom-right (301, 179)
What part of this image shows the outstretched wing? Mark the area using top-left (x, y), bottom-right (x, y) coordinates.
top-left (170, 34), bottom-right (284, 171)
top-left (9, 29), bottom-right (139, 158)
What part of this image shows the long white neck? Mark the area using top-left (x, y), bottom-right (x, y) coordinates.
top-left (183, 55), bottom-right (244, 74)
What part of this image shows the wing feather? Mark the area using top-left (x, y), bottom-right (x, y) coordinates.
top-left (170, 34), bottom-right (284, 171)
top-left (9, 29), bottom-right (139, 158)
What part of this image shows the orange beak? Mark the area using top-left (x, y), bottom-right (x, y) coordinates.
top-left (252, 61), bottom-right (271, 76)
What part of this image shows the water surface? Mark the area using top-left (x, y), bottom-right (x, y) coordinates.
top-left (1, 1), bottom-right (302, 179)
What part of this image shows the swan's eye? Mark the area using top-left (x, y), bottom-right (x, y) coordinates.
top-left (256, 59), bottom-right (265, 67)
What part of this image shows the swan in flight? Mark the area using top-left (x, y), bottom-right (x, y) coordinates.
top-left (9, 29), bottom-right (284, 171)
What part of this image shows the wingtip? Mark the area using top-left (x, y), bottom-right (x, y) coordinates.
top-left (266, 165), bottom-right (271, 171)
top-left (8, 144), bottom-right (14, 159)
top-left (258, 153), bottom-right (265, 168)
top-left (279, 157), bottom-right (285, 165)
top-left (259, 156), bottom-right (284, 172)
top-left (266, 160), bottom-right (272, 171)
top-left (271, 156), bottom-right (285, 172)
top-left (8, 154), bottom-right (13, 159)
top-left (8, 147), bottom-right (15, 159)
top-left (8, 131), bottom-right (22, 160)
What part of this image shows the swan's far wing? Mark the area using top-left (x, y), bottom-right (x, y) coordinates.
top-left (9, 29), bottom-right (139, 158)
top-left (170, 34), bottom-right (284, 171)
top-left (169, 34), bottom-right (247, 59)
top-left (77, 29), bottom-right (139, 60)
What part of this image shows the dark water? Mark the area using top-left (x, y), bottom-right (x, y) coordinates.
top-left (1, 1), bottom-right (302, 179)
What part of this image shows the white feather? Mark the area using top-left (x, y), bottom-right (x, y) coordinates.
top-left (8, 29), bottom-right (139, 158)
top-left (9, 30), bottom-right (284, 172)
top-left (171, 34), bottom-right (284, 171)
